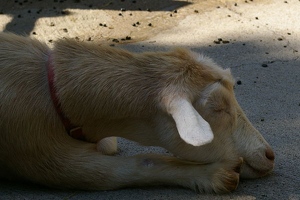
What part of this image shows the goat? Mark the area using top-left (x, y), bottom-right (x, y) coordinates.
top-left (0, 33), bottom-right (274, 193)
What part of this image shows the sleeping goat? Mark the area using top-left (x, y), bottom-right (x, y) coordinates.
top-left (0, 33), bottom-right (274, 193)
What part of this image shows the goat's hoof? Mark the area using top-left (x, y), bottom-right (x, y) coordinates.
top-left (212, 158), bottom-right (243, 194)
top-left (96, 137), bottom-right (118, 155)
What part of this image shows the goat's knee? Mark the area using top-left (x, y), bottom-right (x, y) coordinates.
top-left (96, 137), bottom-right (118, 155)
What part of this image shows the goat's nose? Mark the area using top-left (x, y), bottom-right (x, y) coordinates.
top-left (265, 147), bottom-right (275, 161)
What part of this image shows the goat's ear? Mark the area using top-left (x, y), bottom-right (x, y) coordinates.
top-left (166, 97), bottom-right (214, 146)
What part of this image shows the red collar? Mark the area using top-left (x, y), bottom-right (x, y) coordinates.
top-left (47, 53), bottom-right (85, 140)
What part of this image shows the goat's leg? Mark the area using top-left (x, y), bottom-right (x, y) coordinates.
top-left (25, 141), bottom-right (242, 193)
top-left (116, 154), bottom-right (243, 193)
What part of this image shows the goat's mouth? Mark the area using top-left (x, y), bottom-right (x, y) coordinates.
top-left (240, 160), bottom-right (274, 179)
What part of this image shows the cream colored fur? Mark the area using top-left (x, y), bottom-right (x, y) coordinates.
top-left (0, 33), bottom-right (274, 193)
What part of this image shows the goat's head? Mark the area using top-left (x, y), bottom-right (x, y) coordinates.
top-left (159, 51), bottom-right (274, 179)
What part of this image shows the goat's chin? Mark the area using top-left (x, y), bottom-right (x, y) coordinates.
top-left (240, 162), bottom-right (274, 179)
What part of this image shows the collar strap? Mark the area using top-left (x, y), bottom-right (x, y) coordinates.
top-left (47, 53), bottom-right (85, 140)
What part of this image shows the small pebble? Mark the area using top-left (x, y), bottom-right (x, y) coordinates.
top-left (237, 80), bottom-right (242, 85)
top-left (222, 40), bottom-right (230, 44)
top-left (277, 37), bottom-right (283, 41)
top-left (32, 32), bottom-right (37, 35)
top-left (255, 17), bottom-right (259, 20)
top-left (173, 10), bottom-right (177, 13)
top-left (99, 23), bottom-right (107, 27)
top-left (120, 8), bottom-right (126, 11)
top-left (112, 39), bottom-right (119, 43)
top-left (148, 23), bottom-right (152, 26)
top-left (63, 28), bottom-right (68, 32)
top-left (194, 10), bottom-right (199, 13)
top-left (125, 36), bottom-right (131, 40)
top-left (261, 64), bottom-right (268, 67)
top-left (260, 118), bottom-right (265, 122)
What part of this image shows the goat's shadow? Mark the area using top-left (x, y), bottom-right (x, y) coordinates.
top-left (0, 0), bottom-right (190, 35)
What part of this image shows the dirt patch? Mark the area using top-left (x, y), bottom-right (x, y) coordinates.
top-left (0, 0), bottom-right (268, 45)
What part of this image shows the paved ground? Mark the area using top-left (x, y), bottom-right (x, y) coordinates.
top-left (0, 0), bottom-right (299, 199)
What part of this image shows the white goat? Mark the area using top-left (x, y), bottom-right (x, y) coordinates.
top-left (0, 33), bottom-right (274, 193)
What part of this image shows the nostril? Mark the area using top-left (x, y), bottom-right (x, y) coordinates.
top-left (265, 148), bottom-right (275, 161)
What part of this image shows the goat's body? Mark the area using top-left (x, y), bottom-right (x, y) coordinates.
top-left (0, 33), bottom-right (274, 193)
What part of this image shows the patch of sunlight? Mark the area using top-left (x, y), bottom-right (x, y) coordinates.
top-left (0, 14), bottom-right (13, 32)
